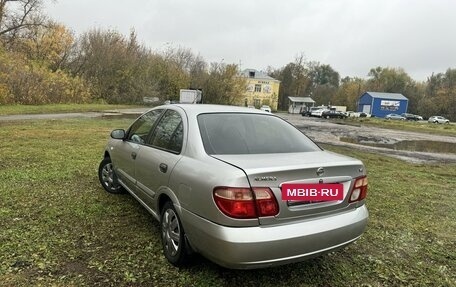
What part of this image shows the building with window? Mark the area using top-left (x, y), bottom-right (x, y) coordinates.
top-left (240, 69), bottom-right (280, 111)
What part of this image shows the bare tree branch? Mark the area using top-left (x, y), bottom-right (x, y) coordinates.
top-left (0, 0), bottom-right (45, 41)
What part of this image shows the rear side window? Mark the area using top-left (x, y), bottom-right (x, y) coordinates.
top-left (198, 113), bottom-right (321, 154)
top-left (148, 110), bottom-right (183, 153)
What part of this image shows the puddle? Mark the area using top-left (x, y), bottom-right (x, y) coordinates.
top-left (340, 137), bottom-right (456, 154)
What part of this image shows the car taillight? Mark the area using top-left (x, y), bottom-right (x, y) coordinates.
top-left (349, 176), bottom-right (368, 203)
top-left (213, 187), bottom-right (279, 219)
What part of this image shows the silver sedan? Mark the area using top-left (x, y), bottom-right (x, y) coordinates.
top-left (428, 116), bottom-right (450, 124)
top-left (98, 104), bottom-right (369, 269)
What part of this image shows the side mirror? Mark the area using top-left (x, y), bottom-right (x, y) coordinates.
top-left (110, 129), bottom-right (126, 140)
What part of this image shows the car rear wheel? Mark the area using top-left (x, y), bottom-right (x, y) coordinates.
top-left (98, 157), bottom-right (124, 194)
top-left (161, 201), bottom-right (188, 266)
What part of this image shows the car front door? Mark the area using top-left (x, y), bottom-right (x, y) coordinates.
top-left (134, 109), bottom-right (184, 211)
top-left (111, 109), bottom-right (164, 193)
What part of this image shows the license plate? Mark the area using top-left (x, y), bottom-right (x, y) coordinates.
top-left (281, 183), bottom-right (344, 201)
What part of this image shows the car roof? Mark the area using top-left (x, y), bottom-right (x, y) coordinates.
top-left (157, 104), bottom-right (270, 117)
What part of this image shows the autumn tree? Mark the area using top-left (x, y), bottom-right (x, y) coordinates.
top-left (17, 21), bottom-right (73, 70)
top-left (0, 45), bottom-right (90, 104)
top-left (0, 0), bottom-right (93, 105)
top-left (308, 62), bottom-right (340, 88)
top-left (366, 67), bottom-right (412, 93)
top-left (160, 46), bottom-right (207, 99)
top-left (307, 62), bottom-right (340, 105)
top-left (419, 69), bottom-right (456, 120)
top-left (366, 67), bottom-right (424, 114)
top-left (268, 64), bottom-right (295, 110)
top-left (202, 63), bottom-right (246, 105)
top-left (188, 54), bottom-right (207, 90)
top-left (333, 77), bottom-right (366, 110)
top-left (148, 54), bottom-right (191, 102)
top-left (66, 29), bottom-right (160, 103)
top-left (268, 54), bottom-right (312, 110)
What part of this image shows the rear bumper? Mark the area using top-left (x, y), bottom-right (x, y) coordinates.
top-left (181, 205), bottom-right (368, 269)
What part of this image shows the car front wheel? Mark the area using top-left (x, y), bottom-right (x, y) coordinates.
top-left (98, 157), bottom-right (124, 194)
top-left (161, 201), bottom-right (188, 266)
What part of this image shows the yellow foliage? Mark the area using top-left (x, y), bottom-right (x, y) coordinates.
top-left (0, 45), bottom-right (91, 104)
top-left (20, 23), bottom-right (74, 69)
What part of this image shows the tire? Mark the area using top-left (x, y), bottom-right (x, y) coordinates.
top-left (98, 157), bottom-right (125, 194)
top-left (161, 201), bottom-right (188, 266)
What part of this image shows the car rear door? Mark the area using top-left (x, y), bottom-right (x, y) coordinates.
top-left (134, 109), bottom-right (185, 211)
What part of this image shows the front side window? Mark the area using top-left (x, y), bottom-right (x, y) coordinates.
top-left (198, 113), bottom-right (321, 155)
top-left (148, 110), bottom-right (183, 153)
top-left (127, 109), bottom-right (163, 144)
top-left (254, 84), bottom-right (262, 92)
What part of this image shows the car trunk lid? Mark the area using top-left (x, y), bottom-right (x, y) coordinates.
top-left (212, 151), bottom-right (366, 225)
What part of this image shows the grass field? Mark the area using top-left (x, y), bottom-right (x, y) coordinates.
top-left (0, 104), bottom-right (147, 116)
top-left (0, 118), bottom-right (455, 286)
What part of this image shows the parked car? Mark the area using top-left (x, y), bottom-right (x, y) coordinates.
top-left (260, 105), bottom-right (271, 113)
top-left (401, 113), bottom-right (422, 121)
top-left (301, 107), bottom-right (320, 117)
top-left (353, 112), bottom-right (371, 118)
top-left (321, 110), bottom-right (347, 119)
top-left (98, 105), bottom-right (369, 269)
top-left (301, 110), bottom-right (311, 117)
top-left (385, 113), bottom-right (406, 120)
top-left (428, 116), bottom-right (450, 124)
top-left (311, 108), bottom-right (328, 117)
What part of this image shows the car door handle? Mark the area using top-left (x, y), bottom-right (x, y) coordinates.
top-left (131, 152), bottom-right (137, 160)
top-left (159, 163), bottom-right (168, 173)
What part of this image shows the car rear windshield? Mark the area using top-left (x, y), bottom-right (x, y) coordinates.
top-left (198, 113), bottom-right (321, 154)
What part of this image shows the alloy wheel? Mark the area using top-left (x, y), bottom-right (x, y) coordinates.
top-left (101, 163), bottom-right (117, 192)
top-left (162, 208), bottom-right (181, 257)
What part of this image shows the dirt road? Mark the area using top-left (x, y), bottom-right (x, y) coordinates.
top-left (0, 108), bottom-right (149, 121)
top-left (281, 114), bottom-right (456, 164)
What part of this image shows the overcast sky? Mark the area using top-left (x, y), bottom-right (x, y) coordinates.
top-left (46, 0), bottom-right (456, 81)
